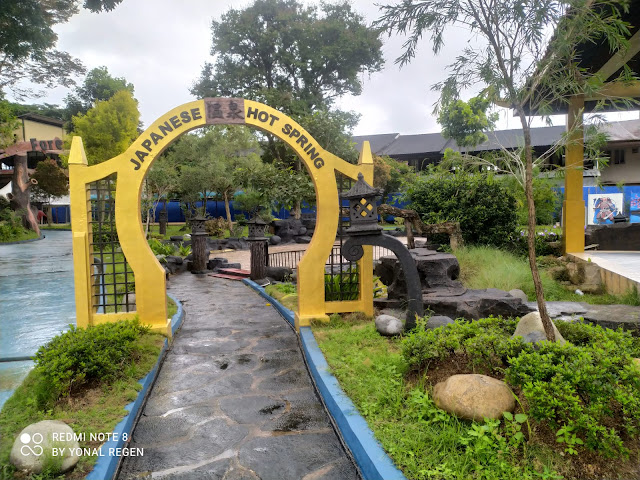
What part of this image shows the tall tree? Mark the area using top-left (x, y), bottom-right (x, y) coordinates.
top-left (64, 66), bottom-right (135, 129)
top-left (66, 90), bottom-right (140, 165)
top-left (0, 0), bottom-right (125, 99)
top-left (192, 0), bottom-right (383, 217)
top-left (376, 0), bottom-right (633, 341)
top-left (159, 126), bottom-right (262, 224)
top-left (191, 0), bottom-right (383, 109)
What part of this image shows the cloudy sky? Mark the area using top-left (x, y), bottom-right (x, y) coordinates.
top-left (12, 0), bottom-right (638, 136)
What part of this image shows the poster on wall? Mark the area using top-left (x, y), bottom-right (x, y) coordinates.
top-left (588, 193), bottom-right (624, 225)
top-left (631, 191), bottom-right (640, 223)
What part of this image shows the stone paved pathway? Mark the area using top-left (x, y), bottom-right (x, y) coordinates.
top-left (118, 274), bottom-right (359, 480)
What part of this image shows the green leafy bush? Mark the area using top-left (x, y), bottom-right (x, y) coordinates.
top-left (404, 317), bottom-right (640, 458)
top-left (178, 242), bottom-right (192, 257)
top-left (91, 221), bottom-right (119, 247)
top-left (406, 172), bottom-right (518, 247)
top-left (148, 238), bottom-right (176, 256)
top-left (325, 267), bottom-right (359, 301)
top-left (512, 229), bottom-right (562, 257)
top-left (205, 217), bottom-right (226, 237)
top-left (500, 175), bottom-right (560, 225)
top-left (34, 320), bottom-right (151, 399)
top-left (0, 200), bottom-right (28, 242)
top-left (402, 316), bottom-right (526, 373)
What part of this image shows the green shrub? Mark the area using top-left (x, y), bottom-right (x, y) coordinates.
top-left (91, 221), bottom-right (119, 247)
top-left (512, 229), bottom-right (562, 257)
top-left (148, 238), bottom-right (176, 256)
top-left (325, 267), bottom-right (359, 301)
top-left (506, 325), bottom-right (640, 457)
top-left (406, 172), bottom-right (518, 247)
top-left (0, 205), bottom-right (27, 242)
top-left (404, 317), bottom-right (640, 458)
top-left (205, 217), bottom-right (226, 237)
top-left (500, 175), bottom-right (560, 225)
top-left (178, 242), bottom-right (192, 257)
top-left (34, 320), bottom-right (151, 399)
top-left (402, 316), bottom-right (526, 373)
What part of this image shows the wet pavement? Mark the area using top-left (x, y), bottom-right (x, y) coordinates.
top-left (118, 274), bottom-right (359, 480)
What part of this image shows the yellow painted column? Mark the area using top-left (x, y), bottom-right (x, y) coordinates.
top-left (357, 142), bottom-right (374, 317)
top-left (68, 137), bottom-right (93, 328)
top-left (563, 95), bottom-right (585, 253)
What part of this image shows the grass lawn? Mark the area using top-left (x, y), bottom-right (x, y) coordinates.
top-left (40, 224), bottom-right (71, 230)
top-left (264, 283), bottom-right (298, 310)
top-left (312, 316), bottom-right (558, 480)
top-left (313, 315), bottom-right (640, 480)
top-left (455, 245), bottom-right (639, 305)
top-left (0, 330), bottom-right (165, 479)
top-left (0, 228), bottom-right (39, 243)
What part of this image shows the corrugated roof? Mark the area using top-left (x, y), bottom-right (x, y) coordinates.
top-left (18, 113), bottom-right (65, 127)
top-left (379, 132), bottom-right (452, 156)
top-left (448, 125), bottom-right (566, 152)
top-left (353, 119), bottom-right (640, 159)
top-left (600, 119), bottom-right (640, 142)
top-left (351, 133), bottom-right (399, 154)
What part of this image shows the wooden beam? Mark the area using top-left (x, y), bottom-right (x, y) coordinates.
top-left (586, 80), bottom-right (640, 100)
top-left (595, 30), bottom-right (640, 82)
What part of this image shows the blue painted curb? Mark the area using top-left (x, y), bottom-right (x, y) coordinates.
top-left (242, 279), bottom-right (295, 327)
top-left (86, 294), bottom-right (185, 480)
top-left (242, 280), bottom-right (406, 480)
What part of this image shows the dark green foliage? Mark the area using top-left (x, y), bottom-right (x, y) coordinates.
top-left (512, 230), bottom-right (562, 257)
top-left (0, 198), bottom-right (28, 242)
top-left (403, 317), bottom-right (640, 458)
top-left (34, 320), bottom-right (150, 400)
top-left (506, 325), bottom-right (640, 457)
top-left (501, 175), bottom-right (560, 226)
top-left (438, 96), bottom-right (498, 147)
top-left (406, 172), bottom-right (518, 247)
top-left (91, 222), bottom-right (119, 247)
top-left (324, 268), bottom-right (359, 301)
top-left (402, 316), bottom-right (526, 373)
top-left (147, 238), bottom-right (175, 256)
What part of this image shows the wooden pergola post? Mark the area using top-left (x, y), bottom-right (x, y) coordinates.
top-left (563, 95), bottom-right (585, 254)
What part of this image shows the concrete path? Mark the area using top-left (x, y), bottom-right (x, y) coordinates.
top-left (117, 274), bottom-right (359, 480)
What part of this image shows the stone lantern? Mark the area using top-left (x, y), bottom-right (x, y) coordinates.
top-left (247, 216), bottom-right (268, 285)
top-left (247, 216), bottom-right (267, 240)
top-left (341, 173), bottom-right (384, 235)
top-left (190, 214), bottom-right (208, 274)
top-left (340, 172), bottom-right (423, 329)
top-left (158, 207), bottom-right (168, 235)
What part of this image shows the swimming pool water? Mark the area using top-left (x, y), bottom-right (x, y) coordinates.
top-left (0, 230), bottom-right (75, 409)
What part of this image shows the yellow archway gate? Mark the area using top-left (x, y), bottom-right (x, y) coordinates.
top-left (69, 98), bottom-right (374, 337)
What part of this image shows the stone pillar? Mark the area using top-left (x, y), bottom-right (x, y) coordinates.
top-left (249, 240), bottom-right (268, 282)
top-left (159, 207), bottom-right (168, 236)
top-left (190, 215), bottom-right (208, 274)
top-left (247, 216), bottom-right (268, 284)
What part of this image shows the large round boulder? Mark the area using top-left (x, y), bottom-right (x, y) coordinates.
top-left (10, 420), bottom-right (80, 474)
top-left (375, 314), bottom-right (404, 336)
top-left (512, 311), bottom-right (565, 344)
top-left (426, 315), bottom-right (454, 329)
top-left (432, 374), bottom-right (515, 421)
top-left (508, 289), bottom-right (528, 302)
